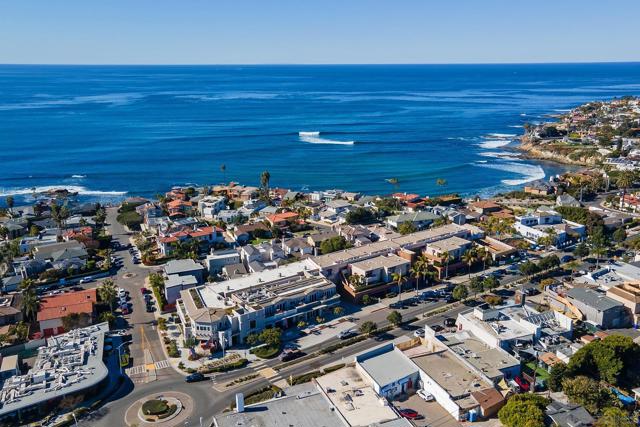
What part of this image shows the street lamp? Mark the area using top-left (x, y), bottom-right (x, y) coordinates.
top-left (116, 342), bottom-right (128, 375)
top-left (71, 412), bottom-right (78, 427)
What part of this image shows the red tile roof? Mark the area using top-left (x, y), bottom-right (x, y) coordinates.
top-left (267, 212), bottom-right (299, 223)
top-left (37, 288), bottom-right (97, 322)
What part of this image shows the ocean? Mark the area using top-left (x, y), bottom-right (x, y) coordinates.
top-left (1, 63), bottom-right (639, 206)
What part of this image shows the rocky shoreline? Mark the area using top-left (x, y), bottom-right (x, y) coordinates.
top-left (515, 137), bottom-right (601, 167)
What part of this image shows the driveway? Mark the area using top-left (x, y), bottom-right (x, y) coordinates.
top-left (394, 394), bottom-right (461, 427)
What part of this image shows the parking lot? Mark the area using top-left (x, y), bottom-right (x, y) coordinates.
top-left (393, 394), bottom-right (461, 427)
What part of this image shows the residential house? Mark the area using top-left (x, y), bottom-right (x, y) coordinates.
top-left (164, 259), bottom-right (206, 283)
top-left (165, 275), bottom-right (199, 305)
top-left (386, 211), bottom-right (439, 231)
top-left (524, 180), bottom-right (554, 195)
top-left (556, 194), bottom-right (581, 208)
top-left (216, 209), bottom-right (241, 224)
top-left (197, 196), bottom-right (227, 220)
top-left (0, 294), bottom-right (22, 326)
top-left (157, 225), bottom-right (224, 257)
top-left (350, 254), bottom-right (410, 284)
top-left (282, 237), bottom-right (314, 257)
top-left (266, 211), bottom-right (298, 228)
top-left (230, 222), bottom-right (270, 244)
top-left (37, 289), bottom-right (97, 337)
top-left (514, 209), bottom-right (585, 247)
top-left (468, 201), bottom-right (503, 215)
top-left (206, 250), bottom-right (241, 275)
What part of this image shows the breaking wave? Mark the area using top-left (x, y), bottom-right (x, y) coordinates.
top-left (478, 139), bottom-right (511, 149)
top-left (299, 132), bottom-right (354, 145)
top-left (476, 161), bottom-right (545, 186)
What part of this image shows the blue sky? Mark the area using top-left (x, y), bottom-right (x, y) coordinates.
top-left (1, 0), bottom-right (638, 64)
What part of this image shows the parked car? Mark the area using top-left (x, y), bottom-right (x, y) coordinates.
top-left (413, 328), bottom-right (425, 338)
top-left (140, 287), bottom-right (148, 294)
top-left (279, 350), bottom-right (304, 362)
top-left (416, 389), bottom-right (435, 402)
top-left (79, 276), bottom-right (94, 284)
top-left (561, 255), bottom-right (575, 263)
top-left (444, 318), bottom-right (456, 327)
top-left (185, 372), bottom-right (205, 383)
top-left (398, 409), bottom-right (421, 420)
top-left (121, 307), bottom-right (130, 315)
top-left (337, 329), bottom-right (357, 340)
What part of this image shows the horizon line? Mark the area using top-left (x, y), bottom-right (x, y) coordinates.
top-left (1, 60), bottom-right (640, 67)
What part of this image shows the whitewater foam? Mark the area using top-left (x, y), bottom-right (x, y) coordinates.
top-left (299, 134), bottom-right (354, 145)
top-left (0, 185), bottom-right (127, 197)
top-left (71, 174), bottom-right (87, 179)
top-left (486, 133), bottom-right (516, 138)
top-left (478, 151), bottom-right (521, 161)
top-left (508, 125), bottom-right (524, 128)
top-left (476, 161), bottom-right (545, 186)
top-left (299, 131), bottom-right (321, 137)
top-left (478, 139), bottom-right (511, 149)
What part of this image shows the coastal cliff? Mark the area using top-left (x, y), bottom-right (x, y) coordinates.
top-left (517, 138), bottom-right (602, 166)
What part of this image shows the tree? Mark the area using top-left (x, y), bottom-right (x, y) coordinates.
top-left (5, 196), bottom-right (14, 215)
top-left (613, 227), bottom-right (627, 243)
top-left (452, 284), bottom-right (469, 301)
top-left (345, 207), bottom-right (375, 225)
top-left (61, 312), bottom-right (91, 331)
top-left (386, 311), bottom-right (402, 326)
top-left (538, 254), bottom-right (561, 271)
top-left (347, 274), bottom-right (366, 290)
top-left (562, 376), bottom-right (616, 415)
top-left (361, 295), bottom-right (372, 306)
top-left (258, 327), bottom-right (282, 347)
top-left (469, 276), bottom-right (484, 296)
top-left (519, 261), bottom-right (540, 277)
top-left (616, 171), bottom-right (634, 200)
top-left (547, 362), bottom-right (567, 392)
top-left (320, 236), bottom-right (349, 254)
top-left (391, 271), bottom-right (406, 304)
top-left (99, 311), bottom-right (116, 326)
top-left (539, 278), bottom-right (555, 291)
top-left (9, 322), bottom-right (29, 342)
top-left (462, 249), bottom-right (476, 277)
top-left (574, 242), bottom-right (589, 259)
top-left (50, 201), bottom-right (70, 236)
top-left (359, 321), bottom-right (377, 335)
top-left (441, 251), bottom-right (451, 279)
top-left (333, 306), bottom-right (345, 317)
top-left (484, 295), bottom-right (502, 307)
top-left (498, 394), bottom-right (549, 427)
top-left (98, 279), bottom-right (118, 311)
top-left (397, 222), bottom-right (416, 235)
top-left (246, 333), bottom-right (260, 346)
top-left (20, 288), bottom-right (39, 322)
top-left (260, 170), bottom-right (271, 203)
top-left (595, 407), bottom-right (634, 427)
top-left (482, 275), bottom-right (499, 292)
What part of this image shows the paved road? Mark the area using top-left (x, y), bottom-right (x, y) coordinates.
top-left (82, 212), bottom-right (541, 426)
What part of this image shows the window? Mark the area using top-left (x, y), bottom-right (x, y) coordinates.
top-left (250, 319), bottom-right (256, 329)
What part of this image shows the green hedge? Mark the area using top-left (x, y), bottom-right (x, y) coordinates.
top-left (287, 371), bottom-right (322, 386)
top-left (199, 358), bottom-right (248, 374)
top-left (251, 344), bottom-right (281, 359)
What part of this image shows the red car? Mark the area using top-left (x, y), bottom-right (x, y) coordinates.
top-left (140, 287), bottom-right (148, 294)
top-left (399, 409), bottom-right (421, 420)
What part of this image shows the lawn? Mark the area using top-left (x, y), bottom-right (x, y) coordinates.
top-left (525, 362), bottom-right (549, 380)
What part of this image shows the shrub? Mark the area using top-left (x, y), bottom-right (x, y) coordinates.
top-left (142, 399), bottom-right (169, 416)
top-left (199, 358), bottom-right (248, 374)
top-left (252, 344), bottom-right (281, 359)
top-left (287, 371), bottom-right (322, 386)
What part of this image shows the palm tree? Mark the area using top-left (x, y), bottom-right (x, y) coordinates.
top-left (617, 172), bottom-right (634, 209)
top-left (441, 251), bottom-right (451, 279)
top-left (462, 249), bottom-right (476, 278)
top-left (20, 288), bottom-right (39, 322)
top-left (391, 271), bottom-right (406, 305)
top-left (260, 170), bottom-right (271, 203)
top-left (50, 202), bottom-right (70, 238)
top-left (411, 260), bottom-right (424, 297)
top-left (5, 196), bottom-right (14, 216)
top-left (98, 279), bottom-right (118, 311)
top-left (10, 321), bottom-right (29, 342)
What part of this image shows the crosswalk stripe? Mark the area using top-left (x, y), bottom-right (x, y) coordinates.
top-left (154, 359), bottom-right (171, 370)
